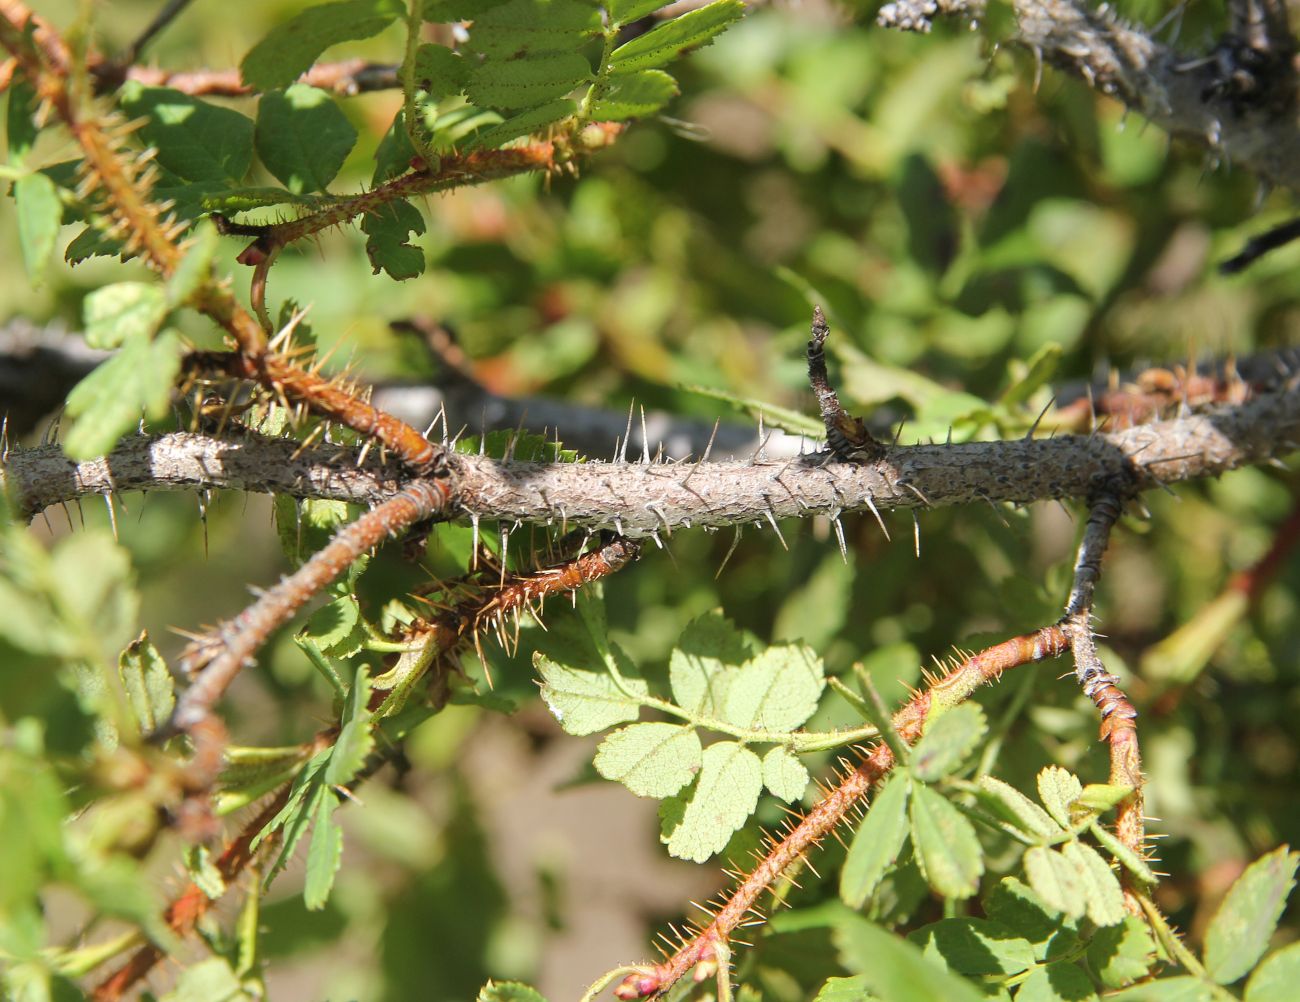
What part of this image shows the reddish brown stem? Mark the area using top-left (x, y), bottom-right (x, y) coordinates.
top-left (238, 124), bottom-right (622, 259)
top-left (193, 351), bottom-right (448, 474)
top-left (104, 58), bottom-right (401, 97)
top-left (616, 626), bottom-right (1070, 998)
top-left (91, 784), bottom-right (292, 1001)
top-left (172, 477), bottom-right (455, 739)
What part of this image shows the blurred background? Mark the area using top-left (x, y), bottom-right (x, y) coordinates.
top-left (4, 0), bottom-right (1300, 997)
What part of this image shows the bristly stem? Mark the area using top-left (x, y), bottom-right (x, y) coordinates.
top-left (614, 626), bottom-right (1070, 998)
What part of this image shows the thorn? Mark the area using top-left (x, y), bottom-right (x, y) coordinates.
top-left (716, 525), bottom-right (742, 579)
top-left (1025, 395), bottom-right (1056, 439)
top-left (618, 401), bottom-right (635, 463)
top-left (103, 493), bottom-right (119, 541)
top-left (640, 406), bottom-right (650, 464)
top-left (863, 494), bottom-right (890, 540)
top-left (912, 511), bottom-right (921, 558)
top-left (832, 515), bottom-right (848, 563)
top-left (762, 501), bottom-right (788, 550)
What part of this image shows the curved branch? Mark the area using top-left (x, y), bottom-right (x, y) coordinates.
top-left (879, 0), bottom-right (1300, 193)
top-left (6, 380), bottom-right (1299, 529)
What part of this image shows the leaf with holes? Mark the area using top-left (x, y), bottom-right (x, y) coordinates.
top-left (361, 198), bottom-right (426, 280)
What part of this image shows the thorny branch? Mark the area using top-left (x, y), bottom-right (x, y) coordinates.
top-left (88, 537), bottom-right (641, 1002)
top-left (6, 374), bottom-right (1299, 531)
top-left (613, 627), bottom-right (1073, 998)
top-left (878, 0), bottom-right (1300, 193)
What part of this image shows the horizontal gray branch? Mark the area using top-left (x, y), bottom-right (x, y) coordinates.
top-left (6, 382), bottom-right (1298, 534)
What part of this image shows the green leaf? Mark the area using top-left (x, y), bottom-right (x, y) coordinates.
top-left (255, 85), bottom-right (357, 193)
top-left (477, 983), bottom-right (550, 1002)
top-left (464, 0), bottom-right (602, 58)
top-left (63, 329), bottom-right (184, 460)
top-left (274, 497), bottom-right (351, 565)
top-left (664, 741), bottom-right (762, 862)
top-left (910, 703), bottom-right (987, 782)
top-left (65, 225), bottom-right (125, 264)
top-left (465, 52), bottom-right (591, 110)
top-left (841, 777), bottom-right (911, 909)
top-left (1037, 766), bottom-right (1083, 829)
top-left (607, 0), bottom-right (671, 25)
top-left (51, 531), bottom-right (139, 667)
top-left (985, 878), bottom-right (1077, 954)
top-left (1246, 942), bottom-right (1300, 1002)
top-left (762, 746), bottom-right (809, 803)
top-left (1014, 961), bottom-right (1098, 1002)
top-left (372, 110), bottom-right (418, 184)
top-left (157, 956), bottom-right (251, 1002)
top-left (183, 844), bottom-right (226, 899)
top-left (1090, 822), bottom-right (1158, 887)
top-left (1061, 841), bottom-right (1125, 927)
top-left (167, 218), bottom-right (220, 307)
top-left (909, 781), bottom-right (983, 899)
top-left (1107, 977), bottom-right (1214, 1002)
top-left (680, 383), bottom-right (826, 438)
top-left (1072, 783), bottom-right (1135, 817)
top-left (721, 643), bottom-right (824, 732)
top-left (302, 794), bottom-right (343, 910)
top-left (1088, 916), bottom-right (1157, 989)
top-left (608, 0), bottom-right (744, 74)
top-left (412, 43), bottom-right (467, 102)
top-left (1000, 342), bottom-right (1062, 408)
top-left (594, 722), bottom-right (701, 798)
top-left (241, 0), bottom-right (405, 91)
top-left (668, 612), bottom-right (750, 717)
top-left (118, 632), bottom-right (174, 736)
top-left (973, 776), bottom-right (1062, 842)
top-left (909, 917), bottom-right (1035, 976)
top-left (812, 976), bottom-right (878, 1002)
top-left (325, 669), bottom-right (374, 787)
top-left (260, 753), bottom-right (330, 884)
top-left (361, 198), bottom-right (426, 280)
top-left (300, 597), bottom-right (365, 659)
top-left (536, 652), bottom-right (648, 736)
top-left (465, 99), bottom-right (577, 151)
top-left (833, 913), bottom-right (987, 1002)
top-left (1024, 846), bottom-right (1083, 921)
top-left (6, 81), bottom-right (38, 165)
top-left (1204, 846), bottom-right (1299, 985)
top-left (15, 172), bottom-right (61, 286)
top-left (82, 282), bottom-right (167, 349)
top-left (119, 83), bottom-right (254, 183)
top-left (589, 69), bottom-right (679, 120)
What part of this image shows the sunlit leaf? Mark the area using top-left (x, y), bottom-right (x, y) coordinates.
top-left (594, 722), bottom-right (701, 798)
top-left (1204, 847), bottom-right (1299, 985)
top-left (761, 746), bottom-right (809, 803)
top-left (609, 0), bottom-right (745, 74)
top-left (536, 653), bottom-right (648, 736)
top-left (255, 85), bottom-right (357, 193)
top-left (663, 741), bottom-right (762, 862)
top-left (841, 777), bottom-right (910, 909)
top-left (241, 0), bottom-right (405, 91)
top-left (910, 703), bottom-right (986, 782)
top-left (119, 83), bottom-right (254, 183)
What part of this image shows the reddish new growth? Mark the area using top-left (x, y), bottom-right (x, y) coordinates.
top-left (616, 627), bottom-right (1071, 998)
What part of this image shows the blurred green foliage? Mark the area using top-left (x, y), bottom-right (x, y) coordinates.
top-left (2, 0), bottom-right (1300, 999)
